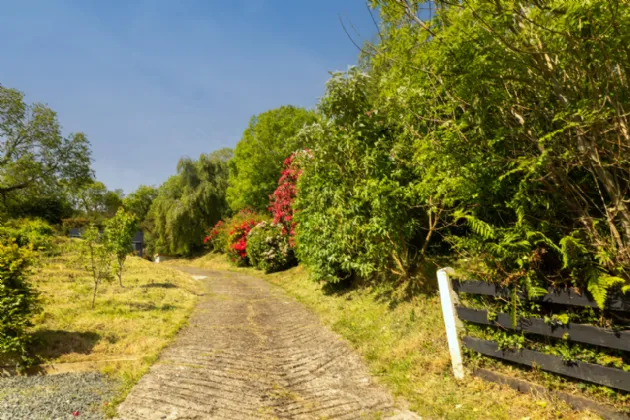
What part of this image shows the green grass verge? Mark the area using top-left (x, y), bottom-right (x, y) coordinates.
top-left (27, 237), bottom-right (204, 417)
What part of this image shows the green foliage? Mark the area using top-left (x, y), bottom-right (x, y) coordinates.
top-left (79, 225), bottom-right (113, 308)
top-left (0, 239), bottom-right (40, 367)
top-left (147, 149), bottom-right (231, 256)
top-left (586, 270), bottom-right (626, 310)
top-left (246, 222), bottom-right (294, 273)
top-left (104, 208), bottom-right (139, 287)
top-left (294, 68), bottom-right (429, 286)
top-left (453, 212), bottom-right (495, 241)
top-left (0, 84), bottom-right (93, 218)
top-left (225, 210), bottom-right (269, 266)
top-left (0, 218), bottom-right (55, 252)
top-left (226, 106), bottom-right (316, 212)
top-left (72, 181), bottom-right (124, 221)
top-left (123, 185), bottom-right (157, 224)
top-left (357, 0), bottom-right (630, 301)
top-left (5, 192), bottom-right (74, 225)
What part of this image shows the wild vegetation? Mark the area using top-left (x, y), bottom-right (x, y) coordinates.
top-left (3, 0), bottom-right (630, 416)
top-left (153, 0), bottom-right (630, 410)
top-left (0, 239), bottom-right (39, 368)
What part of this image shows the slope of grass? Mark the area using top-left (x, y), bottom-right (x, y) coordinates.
top-left (27, 237), bottom-right (204, 415)
top-left (167, 253), bottom-right (600, 420)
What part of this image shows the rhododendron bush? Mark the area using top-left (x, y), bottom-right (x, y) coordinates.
top-left (246, 221), bottom-right (295, 273)
top-left (203, 220), bottom-right (226, 252)
top-left (225, 209), bottom-right (268, 266)
top-left (268, 150), bottom-right (311, 245)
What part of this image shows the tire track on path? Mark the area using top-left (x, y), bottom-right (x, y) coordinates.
top-left (117, 267), bottom-right (421, 420)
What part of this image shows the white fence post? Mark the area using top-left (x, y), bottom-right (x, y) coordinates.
top-left (437, 267), bottom-right (465, 379)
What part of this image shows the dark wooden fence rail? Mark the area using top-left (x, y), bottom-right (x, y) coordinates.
top-left (464, 337), bottom-right (630, 392)
top-left (452, 280), bottom-right (630, 312)
top-left (456, 307), bottom-right (630, 352)
top-left (450, 279), bottom-right (630, 393)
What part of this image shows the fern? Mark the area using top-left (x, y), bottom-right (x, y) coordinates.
top-left (522, 272), bottom-right (548, 300)
top-left (527, 285), bottom-right (549, 299)
top-left (559, 233), bottom-right (588, 269)
top-left (454, 210), bottom-right (496, 240)
top-left (586, 268), bottom-right (626, 309)
top-left (526, 231), bottom-right (561, 254)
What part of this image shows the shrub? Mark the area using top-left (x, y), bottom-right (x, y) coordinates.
top-left (246, 222), bottom-right (295, 273)
top-left (294, 69), bottom-right (424, 285)
top-left (269, 150), bottom-right (311, 246)
top-left (225, 210), bottom-right (268, 266)
top-left (0, 218), bottom-right (55, 252)
top-left (204, 220), bottom-right (227, 252)
top-left (0, 239), bottom-right (40, 367)
top-left (227, 221), bottom-right (258, 266)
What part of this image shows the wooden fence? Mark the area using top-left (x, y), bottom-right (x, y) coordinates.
top-left (437, 268), bottom-right (630, 393)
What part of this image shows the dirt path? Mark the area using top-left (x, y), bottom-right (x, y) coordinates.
top-left (117, 268), bottom-right (420, 420)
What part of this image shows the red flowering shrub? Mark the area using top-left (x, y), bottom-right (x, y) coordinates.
top-left (269, 150), bottom-right (310, 245)
top-left (203, 220), bottom-right (225, 252)
top-left (227, 220), bottom-right (258, 265)
top-left (225, 210), bottom-right (268, 265)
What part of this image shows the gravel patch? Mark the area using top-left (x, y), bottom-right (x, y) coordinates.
top-left (0, 372), bottom-right (117, 420)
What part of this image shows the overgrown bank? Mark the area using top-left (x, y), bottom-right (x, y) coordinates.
top-left (167, 254), bottom-right (604, 419)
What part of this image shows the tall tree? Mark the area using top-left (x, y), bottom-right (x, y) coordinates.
top-left (71, 181), bottom-right (123, 220)
top-left (0, 85), bottom-right (92, 214)
top-left (227, 106), bottom-right (317, 211)
top-left (123, 185), bottom-right (157, 224)
top-left (147, 149), bottom-right (231, 256)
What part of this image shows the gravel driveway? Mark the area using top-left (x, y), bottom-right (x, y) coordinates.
top-left (0, 372), bottom-right (116, 420)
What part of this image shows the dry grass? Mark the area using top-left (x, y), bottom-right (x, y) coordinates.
top-left (28, 238), bottom-right (204, 415)
top-left (169, 253), bottom-right (602, 420)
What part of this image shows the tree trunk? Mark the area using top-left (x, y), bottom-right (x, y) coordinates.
top-left (576, 131), bottom-right (630, 245)
top-left (118, 259), bottom-right (124, 288)
top-left (92, 280), bottom-right (98, 309)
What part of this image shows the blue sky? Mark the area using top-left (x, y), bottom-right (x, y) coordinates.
top-left (0, 0), bottom-right (377, 193)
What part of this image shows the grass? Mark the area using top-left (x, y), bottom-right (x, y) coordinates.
top-left (167, 253), bottom-right (603, 420)
top-left (26, 237), bottom-right (204, 416)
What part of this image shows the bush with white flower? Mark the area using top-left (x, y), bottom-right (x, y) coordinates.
top-left (246, 221), bottom-right (294, 273)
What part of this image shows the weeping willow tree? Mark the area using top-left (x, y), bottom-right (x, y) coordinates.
top-left (147, 148), bottom-right (231, 256)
